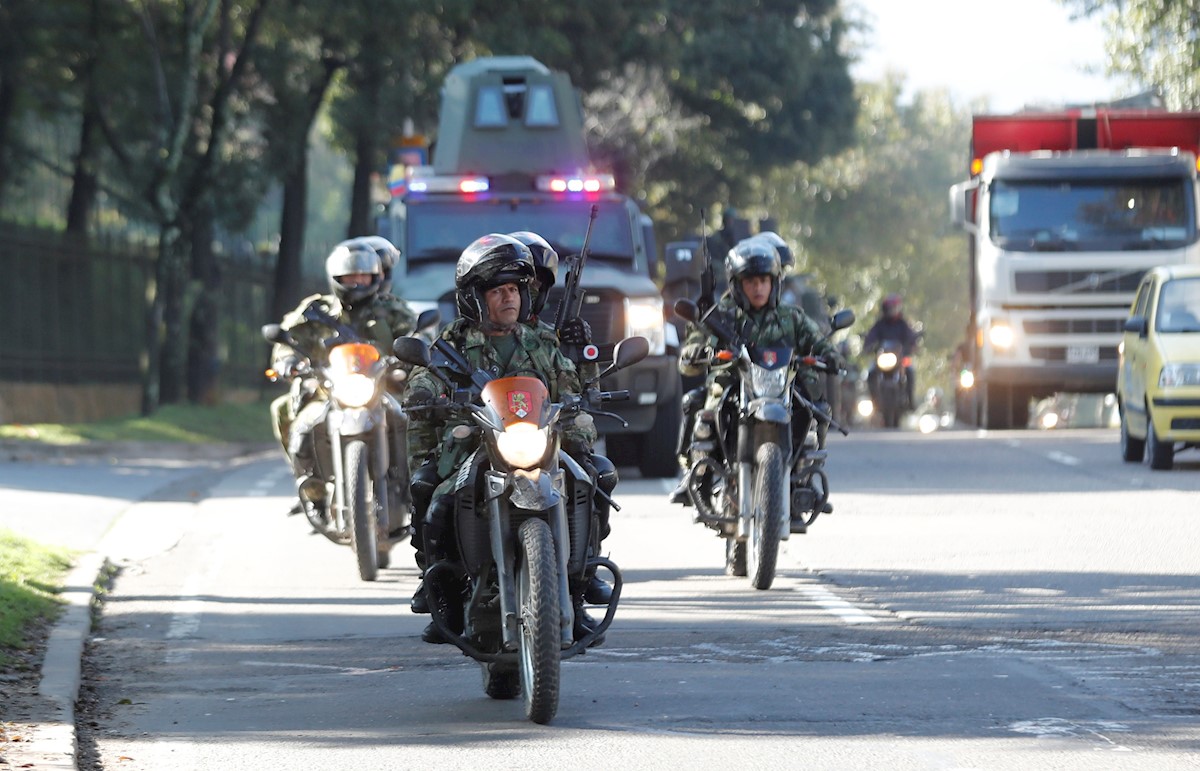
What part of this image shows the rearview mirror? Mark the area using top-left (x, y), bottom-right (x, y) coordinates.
top-left (612, 336), bottom-right (650, 370)
top-left (416, 308), bottom-right (440, 332)
top-left (830, 309), bottom-right (855, 333)
top-left (1122, 316), bottom-right (1148, 337)
top-left (673, 298), bottom-right (699, 323)
top-left (392, 336), bottom-right (432, 367)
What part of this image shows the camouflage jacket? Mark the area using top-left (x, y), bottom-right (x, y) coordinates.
top-left (679, 294), bottom-right (838, 379)
top-left (270, 292), bottom-right (416, 372)
top-left (404, 319), bottom-right (596, 471)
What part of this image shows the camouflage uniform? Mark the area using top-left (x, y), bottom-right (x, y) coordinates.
top-left (270, 291), bottom-right (416, 457)
top-left (405, 318), bottom-right (596, 477)
top-left (680, 294), bottom-right (838, 409)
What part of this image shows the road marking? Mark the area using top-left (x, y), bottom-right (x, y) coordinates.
top-left (1046, 451), bottom-right (1081, 466)
top-left (799, 585), bottom-right (879, 624)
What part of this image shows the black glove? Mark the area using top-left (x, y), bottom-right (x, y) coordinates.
top-left (560, 317), bottom-right (592, 346)
top-left (405, 388), bottom-right (434, 408)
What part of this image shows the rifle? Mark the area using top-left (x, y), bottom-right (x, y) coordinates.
top-left (697, 210), bottom-right (715, 316)
top-left (553, 204), bottom-right (599, 360)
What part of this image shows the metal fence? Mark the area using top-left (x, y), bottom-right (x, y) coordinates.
top-left (0, 223), bottom-right (292, 396)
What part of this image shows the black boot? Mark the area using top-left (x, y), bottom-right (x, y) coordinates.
top-left (573, 599), bottom-right (606, 648)
top-left (583, 571), bottom-right (613, 605)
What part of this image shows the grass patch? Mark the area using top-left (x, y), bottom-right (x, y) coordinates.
top-left (0, 398), bottom-right (277, 445)
top-left (0, 529), bottom-right (76, 668)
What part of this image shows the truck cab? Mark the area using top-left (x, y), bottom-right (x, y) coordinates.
top-left (380, 57), bottom-right (681, 477)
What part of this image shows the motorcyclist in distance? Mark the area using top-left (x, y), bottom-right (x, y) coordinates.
top-left (269, 241), bottom-right (416, 525)
top-left (863, 293), bottom-right (920, 410)
top-left (669, 237), bottom-right (841, 504)
top-left (403, 233), bottom-right (610, 644)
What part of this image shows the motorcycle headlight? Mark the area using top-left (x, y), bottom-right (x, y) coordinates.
top-left (876, 351), bottom-right (899, 371)
top-left (495, 422), bottom-right (549, 469)
top-left (750, 366), bottom-right (789, 398)
top-left (329, 372), bottom-right (376, 407)
top-left (1160, 363), bottom-right (1200, 388)
top-left (624, 298), bottom-right (666, 356)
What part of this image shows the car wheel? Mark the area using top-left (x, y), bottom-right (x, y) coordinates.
top-left (1145, 412), bottom-right (1174, 471)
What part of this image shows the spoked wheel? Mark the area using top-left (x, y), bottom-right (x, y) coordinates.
top-left (481, 662), bottom-right (521, 700)
top-left (345, 440), bottom-right (378, 581)
top-left (747, 442), bottom-right (786, 590)
top-left (516, 518), bottom-right (560, 724)
top-left (724, 537), bottom-right (747, 577)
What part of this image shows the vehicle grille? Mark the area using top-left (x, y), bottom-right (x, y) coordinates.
top-left (1014, 270), bottom-right (1145, 294)
top-left (1023, 318), bottom-right (1124, 335)
top-left (545, 288), bottom-right (623, 343)
top-left (1029, 346), bottom-right (1120, 362)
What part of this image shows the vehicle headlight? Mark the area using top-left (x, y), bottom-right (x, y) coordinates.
top-left (958, 369), bottom-right (975, 389)
top-left (1159, 363), bottom-right (1200, 388)
top-left (330, 372), bottom-right (376, 407)
top-left (876, 351), bottom-right (899, 371)
top-left (625, 298), bottom-right (666, 356)
top-left (750, 366), bottom-right (789, 398)
top-left (988, 322), bottom-right (1015, 350)
top-left (495, 422), bottom-right (549, 469)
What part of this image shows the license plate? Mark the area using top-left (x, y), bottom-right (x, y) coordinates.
top-left (1066, 345), bottom-right (1099, 364)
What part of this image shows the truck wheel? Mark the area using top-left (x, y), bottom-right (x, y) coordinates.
top-left (982, 384), bottom-right (1030, 430)
top-left (637, 397), bottom-right (682, 478)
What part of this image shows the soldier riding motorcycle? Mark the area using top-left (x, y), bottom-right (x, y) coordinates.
top-left (671, 238), bottom-right (854, 589)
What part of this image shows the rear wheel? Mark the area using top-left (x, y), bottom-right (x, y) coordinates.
top-left (1145, 412), bottom-right (1175, 470)
top-left (345, 440), bottom-right (378, 582)
top-left (1119, 405), bottom-right (1144, 462)
top-left (516, 518), bottom-right (560, 724)
top-left (748, 442), bottom-right (786, 590)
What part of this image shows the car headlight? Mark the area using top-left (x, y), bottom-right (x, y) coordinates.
top-left (1159, 363), bottom-right (1200, 388)
top-left (330, 372), bottom-right (376, 407)
top-left (625, 298), bottom-right (666, 356)
top-left (988, 322), bottom-right (1015, 350)
top-left (495, 422), bottom-right (549, 469)
top-left (876, 351), bottom-right (899, 371)
top-left (750, 366), bottom-right (789, 398)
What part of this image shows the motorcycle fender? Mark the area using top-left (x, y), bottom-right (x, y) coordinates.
top-left (558, 449), bottom-right (591, 483)
top-left (749, 400), bottom-right (790, 424)
top-left (509, 468), bottom-right (561, 511)
top-left (332, 406), bottom-right (380, 436)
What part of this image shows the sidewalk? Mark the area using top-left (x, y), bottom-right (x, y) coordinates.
top-left (0, 440), bottom-right (274, 770)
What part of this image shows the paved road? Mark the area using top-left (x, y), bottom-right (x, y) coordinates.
top-left (21, 430), bottom-right (1200, 769)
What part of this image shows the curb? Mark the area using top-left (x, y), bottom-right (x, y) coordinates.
top-left (25, 552), bottom-right (107, 770)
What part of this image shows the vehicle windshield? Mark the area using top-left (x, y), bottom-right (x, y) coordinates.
top-left (406, 200), bottom-right (635, 262)
top-left (989, 179), bottom-right (1195, 252)
top-left (1156, 276), bottom-right (1200, 333)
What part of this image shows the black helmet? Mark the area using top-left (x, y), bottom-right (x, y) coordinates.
top-left (342, 236), bottom-right (401, 294)
top-left (508, 231), bottom-right (559, 316)
top-left (754, 231), bottom-right (794, 271)
top-left (881, 293), bottom-right (903, 318)
top-left (455, 233), bottom-right (536, 324)
top-left (325, 242), bottom-right (383, 308)
top-left (725, 237), bottom-right (782, 311)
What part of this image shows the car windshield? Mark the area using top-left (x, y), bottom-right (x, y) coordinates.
top-left (989, 178), bottom-right (1195, 252)
top-left (406, 200), bottom-right (635, 262)
top-left (1156, 276), bottom-right (1200, 333)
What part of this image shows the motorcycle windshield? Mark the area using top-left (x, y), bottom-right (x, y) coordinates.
top-left (328, 342), bottom-right (381, 373)
top-left (480, 376), bottom-right (549, 428)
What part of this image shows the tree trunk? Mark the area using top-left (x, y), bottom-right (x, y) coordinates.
top-left (0, 59), bottom-right (18, 210)
top-left (187, 203), bottom-right (222, 404)
top-left (273, 152), bottom-right (309, 324)
top-left (66, 104), bottom-right (101, 236)
top-left (348, 127), bottom-right (377, 238)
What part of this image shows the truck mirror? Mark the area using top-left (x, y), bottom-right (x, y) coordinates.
top-left (392, 336), bottom-right (432, 367)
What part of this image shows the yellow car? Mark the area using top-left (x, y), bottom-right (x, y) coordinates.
top-left (1117, 264), bottom-right (1200, 470)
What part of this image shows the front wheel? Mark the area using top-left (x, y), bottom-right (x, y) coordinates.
top-left (1145, 412), bottom-right (1175, 471)
top-left (345, 440), bottom-right (378, 582)
top-left (747, 442), bottom-right (786, 590)
top-left (724, 537), bottom-right (747, 577)
top-left (1119, 405), bottom-right (1144, 462)
top-left (516, 518), bottom-right (560, 724)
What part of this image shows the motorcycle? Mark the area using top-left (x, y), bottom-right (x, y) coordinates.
top-left (392, 332), bottom-right (649, 725)
top-left (262, 306), bottom-right (415, 582)
top-left (868, 339), bottom-right (913, 429)
top-left (674, 299), bottom-right (855, 590)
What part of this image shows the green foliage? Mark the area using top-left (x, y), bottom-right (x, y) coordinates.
top-left (0, 529), bottom-right (74, 668)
